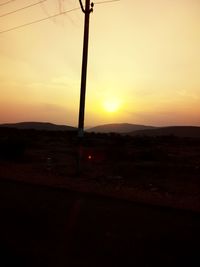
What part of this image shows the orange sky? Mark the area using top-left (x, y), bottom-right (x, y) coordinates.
top-left (0, 0), bottom-right (200, 127)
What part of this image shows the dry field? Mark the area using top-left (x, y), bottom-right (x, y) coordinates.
top-left (0, 128), bottom-right (200, 212)
top-left (0, 128), bottom-right (200, 266)
top-left (0, 179), bottom-right (199, 267)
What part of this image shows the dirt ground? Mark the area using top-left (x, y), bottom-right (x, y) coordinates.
top-left (0, 180), bottom-right (199, 267)
top-left (0, 129), bottom-right (200, 266)
top-left (0, 129), bottom-right (200, 212)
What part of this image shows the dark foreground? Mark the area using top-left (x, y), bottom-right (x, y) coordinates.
top-left (0, 180), bottom-right (199, 267)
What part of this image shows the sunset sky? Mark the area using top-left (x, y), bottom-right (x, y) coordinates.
top-left (0, 0), bottom-right (200, 127)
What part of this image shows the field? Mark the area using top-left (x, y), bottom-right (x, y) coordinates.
top-left (0, 180), bottom-right (199, 267)
top-left (0, 128), bottom-right (200, 211)
top-left (0, 128), bottom-right (200, 266)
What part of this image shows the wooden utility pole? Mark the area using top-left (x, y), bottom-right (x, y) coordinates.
top-left (77, 0), bottom-right (93, 173)
top-left (78, 0), bottom-right (93, 138)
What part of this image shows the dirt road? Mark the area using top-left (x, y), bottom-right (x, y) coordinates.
top-left (0, 179), bottom-right (199, 266)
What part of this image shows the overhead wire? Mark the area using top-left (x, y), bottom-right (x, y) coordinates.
top-left (0, 0), bottom-right (16, 7)
top-left (0, 0), bottom-right (120, 34)
top-left (0, 0), bottom-right (47, 18)
top-left (94, 0), bottom-right (120, 5)
top-left (0, 6), bottom-right (80, 34)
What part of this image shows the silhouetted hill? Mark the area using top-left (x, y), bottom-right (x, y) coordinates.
top-left (0, 122), bottom-right (76, 131)
top-left (131, 126), bottom-right (200, 138)
top-left (87, 123), bottom-right (156, 133)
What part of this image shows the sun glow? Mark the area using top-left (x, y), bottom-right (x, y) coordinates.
top-left (103, 99), bottom-right (121, 113)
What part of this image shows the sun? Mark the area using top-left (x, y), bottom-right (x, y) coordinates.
top-left (103, 99), bottom-right (121, 113)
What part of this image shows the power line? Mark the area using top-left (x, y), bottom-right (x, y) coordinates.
top-left (39, 0), bottom-right (50, 18)
top-left (0, 0), bottom-right (47, 18)
top-left (0, 7), bottom-right (80, 34)
top-left (94, 0), bottom-right (120, 5)
top-left (0, 0), bottom-right (16, 7)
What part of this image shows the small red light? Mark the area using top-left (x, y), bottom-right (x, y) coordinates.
top-left (88, 155), bottom-right (92, 160)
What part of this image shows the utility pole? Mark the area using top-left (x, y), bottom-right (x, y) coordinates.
top-left (77, 0), bottom-right (93, 173)
top-left (78, 0), bottom-right (93, 138)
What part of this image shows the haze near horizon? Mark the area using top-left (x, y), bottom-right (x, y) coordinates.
top-left (0, 0), bottom-right (200, 127)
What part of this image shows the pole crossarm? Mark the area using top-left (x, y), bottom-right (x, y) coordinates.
top-left (79, 0), bottom-right (85, 13)
top-left (79, 0), bottom-right (94, 13)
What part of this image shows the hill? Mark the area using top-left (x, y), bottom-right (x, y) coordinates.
top-left (131, 126), bottom-right (200, 138)
top-left (87, 123), bottom-right (155, 133)
top-left (0, 122), bottom-right (77, 131)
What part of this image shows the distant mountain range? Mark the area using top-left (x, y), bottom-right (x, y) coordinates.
top-left (131, 126), bottom-right (200, 138)
top-left (0, 122), bottom-right (76, 131)
top-left (0, 122), bottom-right (200, 138)
top-left (87, 123), bottom-right (156, 133)
top-left (87, 123), bottom-right (200, 138)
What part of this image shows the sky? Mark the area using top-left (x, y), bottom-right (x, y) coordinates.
top-left (0, 0), bottom-right (200, 127)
